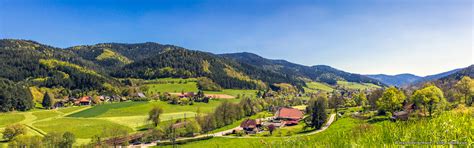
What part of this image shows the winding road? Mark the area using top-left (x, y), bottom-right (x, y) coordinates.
top-left (132, 114), bottom-right (336, 147)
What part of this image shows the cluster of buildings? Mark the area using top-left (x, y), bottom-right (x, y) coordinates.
top-left (239, 107), bottom-right (304, 134)
top-left (51, 94), bottom-right (133, 109)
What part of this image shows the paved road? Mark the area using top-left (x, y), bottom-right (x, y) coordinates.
top-left (130, 114), bottom-right (336, 147)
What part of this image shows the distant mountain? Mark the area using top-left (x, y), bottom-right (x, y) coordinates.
top-left (366, 74), bottom-right (421, 87)
top-left (220, 52), bottom-right (384, 86)
top-left (367, 66), bottom-right (467, 87)
top-left (415, 68), bottom-right (463, 83)
top-left (437, 65), bottom-right (473, 82)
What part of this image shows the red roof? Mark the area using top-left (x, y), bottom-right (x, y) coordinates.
top-left (276, 107), bottom-right (303, 120)
top-left (78, 96), bottom-right (91, 103)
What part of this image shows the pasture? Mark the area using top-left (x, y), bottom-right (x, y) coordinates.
top-left (304, 82), bottom-right (334, 92)
top-left (33, 118), bottom-right (133, 139)
top-left (205, 89), bottom-right (257, 97)
top-left (337, 81), bottom-right (381, 90)
top-left (32, 110), bottom-right (62, 120)
top-left (145, 80), bottom-right (199, 95)
top-left (0, 113), bottom-right (25, 127)
top-left (69, 100), bottom-right (227, 118)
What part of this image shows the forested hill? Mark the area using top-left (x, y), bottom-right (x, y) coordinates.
top-left (0, 39), bottom-right (118, 92)
top-left (0, 39), bottom-right (384, 92)
top-left (366, 74), bottom-right (422, 87)
top-left (220, 52), bottom-right (384, 86)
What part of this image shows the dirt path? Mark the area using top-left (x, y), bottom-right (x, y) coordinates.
top-left (17, 106), bottom-right (92, 137)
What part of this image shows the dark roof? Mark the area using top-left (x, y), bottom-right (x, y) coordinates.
top-left (393, 111), bottom-right (408, 116)
top-left (240, 119), bottom-right (260, 128)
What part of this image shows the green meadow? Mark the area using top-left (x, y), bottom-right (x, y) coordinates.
top-left (146, 83), bottom-right (199, 94)
top-left (304, 81), bottom-right (334, 92)
top-left (0, 113), bottom-right (25, 127)
top-left (31, 111), bottom-right (62, 120)
top-left (33, 118), bottom-right (133, 139)
top-left (69, 100), bottom-right (229, 118)
top-left (205, 89), bottom-right (257, 97)
top-left (163, 107), bottom-right (473, 147)
top-left (337, 81), bottom-right (381, 90)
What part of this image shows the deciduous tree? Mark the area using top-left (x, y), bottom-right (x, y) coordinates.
top-left (376, 87), bottom-right (406, 114)
top-left (412, 85), bottom-right (446, 116)
top-left (148, 106), bottom-right (164, 127)
top-left (455, 76), bottom-right (474, 106)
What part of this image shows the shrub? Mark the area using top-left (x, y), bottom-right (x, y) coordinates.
top-left (235, 130), bottom-right (245, 136)
top-left (2, 124), bottom-right (27, 141)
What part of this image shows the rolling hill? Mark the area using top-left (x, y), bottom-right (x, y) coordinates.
top-left (0, 39), bottom-right (385, 93)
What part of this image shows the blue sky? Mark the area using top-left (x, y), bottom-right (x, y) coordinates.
top-left (0, 0), bottom-right (472, 76)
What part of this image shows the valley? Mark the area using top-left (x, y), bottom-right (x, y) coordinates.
top-left (0, 39), bottom-right (472, 147)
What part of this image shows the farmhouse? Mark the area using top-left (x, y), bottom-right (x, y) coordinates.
top-left (75, 96), bottom-right (92, 106)
top-left (179, 92), bottom-right (195, 98)
top-left (274, 107), bottom-right (303, 125)
top-left (391, 111), bottom-right (409, 121)
top-left (240, 119), bottom-right (261, 134)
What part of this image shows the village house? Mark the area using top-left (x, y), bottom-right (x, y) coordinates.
top-left (274, 107), bottom-right (304, 125)
top-left (391, 103), bottom-right (417, 121)
top-left (74, 96), bottom-right (92, 106)
top-left (178, 92), bottom-right (194, 98)
top-left (240, 119), bottom-right (262, 134)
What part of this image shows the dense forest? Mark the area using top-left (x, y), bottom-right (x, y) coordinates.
top-left (1, 39), bottom-right (471, 112)
top-left (221, 52), bottom-right (384, 85)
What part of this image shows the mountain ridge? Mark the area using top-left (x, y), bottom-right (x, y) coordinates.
top-left (366, 66), bottom-right (467, 87)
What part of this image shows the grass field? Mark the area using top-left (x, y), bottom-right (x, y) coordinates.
top-left (68, 100), bottom-right (234, 118)
top-left (57, 106), bottom-right (88, 114)
top-left (145, 82), bottom-right (198, 94)
top-left (101, 112), bottom-right (197, 129)
top-left (33, 118), bottom-right (133, 139)
top-left (337, 81), bottom-right (381, 90)
top-left (32, 111), bottom-right (62, 120)
top-left (304, 82), bottom-right (334, 92)
top-left (205, 89), bottom-right (257, 97)
top-left (68, 102), bottom-right (147, 117)
top-left (0, 113), bottom-right (25, 127)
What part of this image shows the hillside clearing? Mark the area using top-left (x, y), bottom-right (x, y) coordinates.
top-left (337, 81), bottom-right (381, 90)
top-left (304, 82), bottom-right (334, 92)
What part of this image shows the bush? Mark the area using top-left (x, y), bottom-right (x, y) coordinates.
top-left (235, 130), bottom-right (245, 136)
top-left (3, 124), bottom-right (27, 141)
